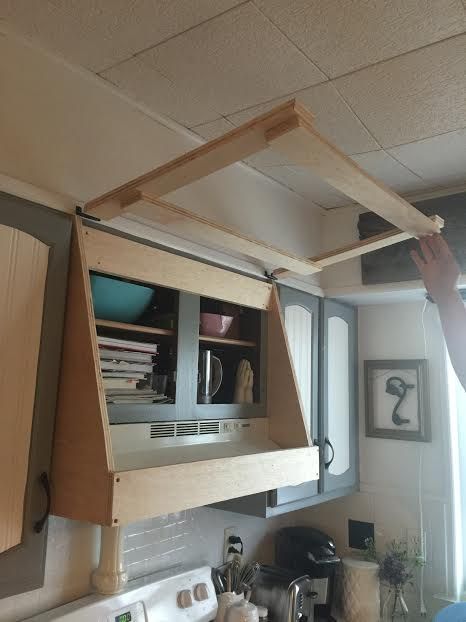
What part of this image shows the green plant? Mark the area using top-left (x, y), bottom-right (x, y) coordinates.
top-left (364, 537), bottom-right (424, 589)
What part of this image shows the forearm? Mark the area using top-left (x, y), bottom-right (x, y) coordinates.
top-left (437, 290), bottom-right (466, 391)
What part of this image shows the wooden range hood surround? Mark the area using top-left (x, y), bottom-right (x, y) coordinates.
top-left (51, 219), bottom-right (318, 526)
top-left (84, 100), bottom-right (443, 276)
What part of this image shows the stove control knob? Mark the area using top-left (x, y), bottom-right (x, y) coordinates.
top-left (194, 582), bottom-right (209, 601)
top-left (177, 589), bottom-right (193, 609)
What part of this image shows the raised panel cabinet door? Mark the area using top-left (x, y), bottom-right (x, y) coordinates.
top-left (0, 192), bottom-right (71, 599)
top-left (321, 299), bottom-right (358, 495)
top-left (271, 285), bottom-right (319, 507)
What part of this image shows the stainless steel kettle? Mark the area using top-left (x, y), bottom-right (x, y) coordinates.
top-left (198, 350), bottom-right (223, 404)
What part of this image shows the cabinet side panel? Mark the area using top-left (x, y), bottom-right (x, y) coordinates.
top-left (51, 218), bottom-right (113, 525)
top-left (267, 286), bottom-right (311, 448)
top-left (0, 226), bottom-right (49, 553)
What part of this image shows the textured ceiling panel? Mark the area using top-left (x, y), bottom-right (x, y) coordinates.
top-left (138, 2), bottom-right (325, 116)
top-left (0, 0), bottom-right (244, 72)
top-left (101, 57), bottom-right (221, 127)
top-left (191, 117), bottom-right (235, 140)
top-left (351, 151), bottom-right (429, 194)
top-left (227, 82), bottom-right (379, 155)
top-left (334, 34), bottom-right (466, 147)
top-left (254, 0), bottom-right (466, 77)
top-left (257, 166), bottom-right (350, 208)
top-left (388, 129), bottom-right (466, 187)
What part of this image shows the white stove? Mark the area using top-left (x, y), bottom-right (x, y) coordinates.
top-left (24, 566), bottom-right (217, 622)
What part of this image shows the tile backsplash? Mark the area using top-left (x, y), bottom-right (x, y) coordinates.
top-left (1, 507), bottom-right (292, 621)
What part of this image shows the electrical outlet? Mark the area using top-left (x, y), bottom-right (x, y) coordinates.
top-left (223, 526), bottom-right (240, 564)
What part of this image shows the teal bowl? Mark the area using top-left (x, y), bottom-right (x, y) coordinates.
top-left (90, 275), bottom-right (154, 323)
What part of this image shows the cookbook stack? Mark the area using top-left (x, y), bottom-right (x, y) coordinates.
top-left (98, 336), bottom-right (169, 404)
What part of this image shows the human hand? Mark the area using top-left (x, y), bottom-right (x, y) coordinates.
top-left (410, 234), bottom-right (460, 303)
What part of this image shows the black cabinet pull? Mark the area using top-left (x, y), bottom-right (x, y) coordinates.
top-left (324, 438), bottom-right (335, 470)
top-left (34, 472), bottom-right (51, 534)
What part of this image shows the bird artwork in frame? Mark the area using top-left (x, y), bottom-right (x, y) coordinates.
top-left (364, 359), bottom-right (431, 442)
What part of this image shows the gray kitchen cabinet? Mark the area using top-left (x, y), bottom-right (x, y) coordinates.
top-left (0, 192), bottom-right (71, 598)
top-left (212, 289), bottom-right (358, 517)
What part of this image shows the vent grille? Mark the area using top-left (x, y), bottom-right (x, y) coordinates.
top-left (149, 420), bottom-right (222, 440)
top-left (150, 423), bottom-right (176, 438)
top-left (200, 421), bottom-right (221, 435)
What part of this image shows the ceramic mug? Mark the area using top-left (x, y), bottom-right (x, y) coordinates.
top-left (226, 599), bottom-right (259, 622)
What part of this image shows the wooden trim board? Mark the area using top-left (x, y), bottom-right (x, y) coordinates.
top-left (51, 218), bottom-right (114, 525)
top-left (267, 285), bottom-right (311, 448)
top-left (83, 225), bottom-right (273, 310)
top-left (266, 117), bottom-right (440, 237)
top-left (273, 215), bottom-right (444, 277)
top-left (120, 193), bottom-right (321, 276)
top-left (85, 101), bottom-right (312, 219)
top-left (112, 446), bottom-right (319, 524)
top-left (95, 318), bottom-right (175, 337)
top-left (0, 225), bottom-right (49, 553)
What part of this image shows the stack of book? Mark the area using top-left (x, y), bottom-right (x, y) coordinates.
top-left (98, 336), bottom-right (169, 405)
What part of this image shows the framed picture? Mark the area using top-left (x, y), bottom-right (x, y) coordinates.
top-left (365, 359), bottom-right (431, 442)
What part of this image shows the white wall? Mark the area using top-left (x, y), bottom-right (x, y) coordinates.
top-left (292, 301), bottom-right (454, 620)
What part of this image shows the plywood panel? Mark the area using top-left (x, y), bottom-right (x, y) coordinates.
top-left (124, 193), bottom-right (321, 275)
top-left (83, 226), bottom-right (273, 310)
top-left (51, 218), bottom-right (114, 525)
top-left (267, 119), bottom-right (441, 237)
top-left (0, 225), bottom-right (49, 553)
top-left (112, 446), bottom-right (319, 524)
top-left (267, 285), bottom-right (311, 448)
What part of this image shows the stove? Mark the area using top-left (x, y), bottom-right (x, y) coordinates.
top-left (24, 566), bottom-right (217, 622)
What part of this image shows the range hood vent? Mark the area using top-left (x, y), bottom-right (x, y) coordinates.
top-left (150, 420), bottom-right (221, 440)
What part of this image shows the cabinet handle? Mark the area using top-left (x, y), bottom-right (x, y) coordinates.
top-left (324, 438), bottom-right (335, 470)
top-left (34, 472), bottom-right (51, 534)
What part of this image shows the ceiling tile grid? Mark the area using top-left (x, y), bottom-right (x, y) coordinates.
top-left (101, 56), bottom-right (221, 127)
top-left (0, 0), bottom-right (245, 72)
top-left (388, 128), bottom-right (466, 187)
top-left (333, 34), bottom-right (466, 148)
top-left (350, 151), bottom-right (430, 194)
top-left (135, 2), bottom-right (326, 116)
top-left (253, 0), bottom-right (466, 77)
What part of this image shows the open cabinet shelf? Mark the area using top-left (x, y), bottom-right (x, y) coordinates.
top-left (198, 335), bottom-right (256, 348)
top-left (95, 319), bottom-right (175, 337)
top-left (50, 220), bottom-right (318, 526)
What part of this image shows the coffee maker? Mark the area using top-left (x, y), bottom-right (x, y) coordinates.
top-left (276, 527), bottom-right (340, 621)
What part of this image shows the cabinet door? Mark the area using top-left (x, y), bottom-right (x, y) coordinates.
top-left (0, 192), bottom-right (71, 598)
top-left (321, 299), bottom-right (358, 494)
top-left (271, 285), bottom-right (319, 507)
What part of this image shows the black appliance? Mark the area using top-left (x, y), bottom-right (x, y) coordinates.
top-left (276, 527), bottom-right (340, 621)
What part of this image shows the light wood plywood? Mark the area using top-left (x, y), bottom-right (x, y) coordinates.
top-left (83, 226), bottom-right (273, 310)
top-left (267, 285), bottom-right (311, 448)
top-left (85, 100), bottom-right (312, 218)
top-left (51, 218), bottom-right (114, 525)
top-left (123, 193), bottom-right (321, 276)
top-left (112, 446), bottom-right (319, 524)
top-left (274, 215), bottom-right (444, 276)
top-left (266, 118), bottom-right (440, 236)
top-left (0, 225), bottom-right (49, 553)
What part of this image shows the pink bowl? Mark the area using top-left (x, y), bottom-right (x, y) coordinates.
top-left (200, 313), bottom-right (233, 337)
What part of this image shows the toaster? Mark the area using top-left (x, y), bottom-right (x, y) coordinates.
top-left (251, 565), bottom-right (316, 621)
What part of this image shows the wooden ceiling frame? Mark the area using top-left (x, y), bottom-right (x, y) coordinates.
top-left (85, 100), bottom-right (443, 276)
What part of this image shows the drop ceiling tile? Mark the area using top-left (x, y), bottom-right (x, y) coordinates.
top-left (191, 117), bottom-right (235, 140)
top-left (101, 57), bottom-right (220, 127)
top-left (254, 0), bottom-right (466, 77)
top-left (228, 82), bottom-right (379, 155)
top-left (138, 2), bottom-right (325, 116)
top-left (388, 129), bottom-right (466, 187)
top-left (260, 166), bottom-right (350, 208)
top-left (334, 35), bottom-right (466, 148)
top-left (0, 0), bottom-right (244, 72)
top-left (351, 151), bottom-right (430, 194)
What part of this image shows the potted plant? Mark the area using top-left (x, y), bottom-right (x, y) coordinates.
top-left (365, 538), bottom-right (424, 621)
